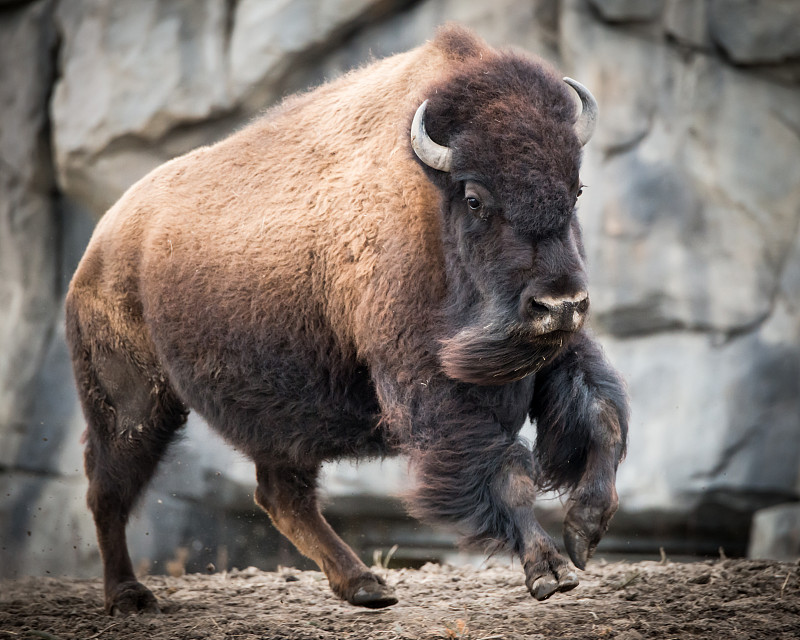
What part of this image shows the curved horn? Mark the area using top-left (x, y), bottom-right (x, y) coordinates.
top-left (410, 100), bottom-right (453, 172)
top-left (563, 77), bottom-right (598, 146)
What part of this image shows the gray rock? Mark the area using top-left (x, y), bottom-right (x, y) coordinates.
top-left (0, 472), bottom-right (98, 579)
top-left (777, 205), bottom-right (800, 311)
top-left (663, 0), bottom-right (712, 50)
top-left (51, 0), bottom-right (233, 215)
top-left (0, 195), bottom-right (99, 579)
top-left (304, 0), bottom-right (563, 87)
top-left (607, 302), bottom-right (800, 516)
top-left (748, 503), bottom-right (800, 561)
top-left (588, 0), bottom-right (664, 23)
top-left (229, 0), bottom-right (384, 110)
top-left (561, 1), bottom-right (663, 153)
top-left (0, 0), bottom-right (58, 466)
top-left (564, 3), bottom-right (800, 336)
top-left (709, 0), bottom-right (800, 65)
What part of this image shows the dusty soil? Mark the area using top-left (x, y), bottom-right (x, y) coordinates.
top-left (2, 559), bottom-right (799, 639)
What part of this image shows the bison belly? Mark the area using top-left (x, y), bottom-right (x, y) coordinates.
top-left (139, 248), bottom-right (384, 463)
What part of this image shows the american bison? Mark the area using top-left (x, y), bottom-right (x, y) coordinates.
top-left (66, 25), bottom-right (628, 614)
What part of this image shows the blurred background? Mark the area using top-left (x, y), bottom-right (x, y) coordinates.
top-left (1, 0), bottom-right (799, 580)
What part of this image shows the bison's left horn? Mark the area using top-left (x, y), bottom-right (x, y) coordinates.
top-left (563, 77), bottom-right (598, 146)
top-left (411, 100), bottom-right (453, 172)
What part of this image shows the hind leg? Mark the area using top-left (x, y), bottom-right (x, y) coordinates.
top-left (255, 463), bottom-right (398, 608)
top-left (71, 322), bottom-right (187, 614)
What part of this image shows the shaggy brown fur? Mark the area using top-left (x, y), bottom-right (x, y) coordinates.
top-left (66, 25), bottom-right (628, 614)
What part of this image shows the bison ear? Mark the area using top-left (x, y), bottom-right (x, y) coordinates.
top-left (563, 77), bottom-right (598, 146)
top-left (411, 100), bottom-right (453, 172)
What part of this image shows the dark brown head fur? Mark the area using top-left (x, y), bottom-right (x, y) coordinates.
top-left (414, 29), bottom-right (589, 385)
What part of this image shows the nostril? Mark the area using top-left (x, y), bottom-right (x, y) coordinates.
top-left (526, 298), bottom-right (551, 320)
top-left (576, 296), bottom-right (589, 314)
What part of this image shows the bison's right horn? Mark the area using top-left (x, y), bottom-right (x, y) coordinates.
top-left (563, 77), bottom-right (598, 146)
top-left (411, 100), bottom-right (453, 172)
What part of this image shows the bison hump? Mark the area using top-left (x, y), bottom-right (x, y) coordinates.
top-left (432, 23), bottom-right (489, 62)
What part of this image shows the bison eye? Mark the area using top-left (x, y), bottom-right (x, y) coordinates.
top-left (576, 184), bottom-right (586, 198)
top-left (463, 180), bottom-right (492, 219)
top-left (466, 196), bottom-right (482, 211)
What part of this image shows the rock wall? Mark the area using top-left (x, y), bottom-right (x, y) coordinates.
top-left (1, 0), bottom-right (798, 578)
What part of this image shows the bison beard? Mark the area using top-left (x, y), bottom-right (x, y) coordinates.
top-left (439, 322), bottom-right (571, 385)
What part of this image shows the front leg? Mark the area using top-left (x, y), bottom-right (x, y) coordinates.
top-left (530, 330), bottom-right (629, 569)
top-left (401, 395), bottom-right (581, 601)
top-left (499, 470), bottom-right (580, 600)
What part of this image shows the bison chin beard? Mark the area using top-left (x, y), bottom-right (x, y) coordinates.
top-left (439, 322), bottom-right (572, 386)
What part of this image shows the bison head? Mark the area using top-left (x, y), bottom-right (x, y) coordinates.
top-left (411, 53), bottom-right (598, 386)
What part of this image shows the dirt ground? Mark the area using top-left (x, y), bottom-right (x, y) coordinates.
top-left (2, 558), bottom-right (799, 639)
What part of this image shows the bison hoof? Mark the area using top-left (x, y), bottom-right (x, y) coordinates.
top-left (564, 524), bottom-right (593, 570)
top-left (107, 581), bottom-right (160, 616)
top-left (564, 500), bottom-right (613, 570)
top-left (563, 488), bottom-right (618, 570)
top-left (342, 574), bottom-right (398, 609)
top-left (525, 561), bottom-right (579, 602)
top-left (350, 584), bottom-right (398, 609)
